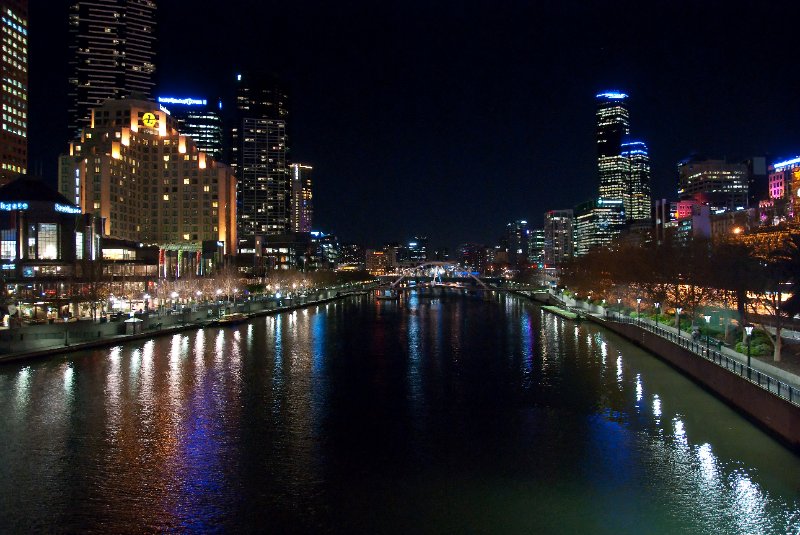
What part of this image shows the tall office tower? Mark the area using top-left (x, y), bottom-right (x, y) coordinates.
top-left (573, 199), bottom-right (625, 257)
top-left (289, 163), bottom-right (312, 232)
top-left (621, 141), bottom-right (652, 222)
top-left (596, 91), bottom-right (630, 205)
top-left (58, 98), bottom-right (237, 266)
top-left (529, 228), bottom-right (545, 265)
top-left (67, 0), bottom-right (157, 138)
top-left (677, 156), bottom-right (749, 213)
top-left (157, 96), bottom-right (223, 160)
top-left (543, 209), bottom-right (573, 265)
top-left (231, 73), bottom-right (290, 238)
top-left (0, 0), bottom-right (27, 185)
top-left (505, 219), bottom-right (530, 266)
top-left (407, 236), bottom-right (429, 264)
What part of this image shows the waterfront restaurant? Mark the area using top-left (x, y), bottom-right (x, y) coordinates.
top-left (0, 178), bottom-right (83, 322)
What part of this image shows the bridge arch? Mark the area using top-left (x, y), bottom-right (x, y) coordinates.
top-left (390, 262), bottom-right (490, 290)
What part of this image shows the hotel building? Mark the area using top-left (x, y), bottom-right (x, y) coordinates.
top-left (1, 0), bottom-right (27, 184)
top-left (58, 98), bottom-right (236, 276)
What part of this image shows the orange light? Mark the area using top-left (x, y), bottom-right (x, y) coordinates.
top-left (732, 227), bottom-right (743, 235)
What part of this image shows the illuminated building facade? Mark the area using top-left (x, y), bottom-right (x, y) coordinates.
top-left (1, 0), bottom-right (27, 184)
top-left (459, 243), bottom-right (487, 275)
top-left (677, 156), bottom-right (748, 213)
top-left (58, 98), bottom-right (236, 276)
top-left (157, 96), bottom-right (223, 160)
top-left (573, 199), bottom-right (625, 257)
top-left (68, 0), bottom-right (157, 138)
top-left (290, 163), bottom-right (312, 233)
top-left (339, 243), bottom-right (365, 271)
top-left (231, 73), bottom-right (290, 238)
top-left (596, 92), bottom-right (630, 206)
top-left (543, 209), bottom-right (573, 265)
top-left (407, 236), bottom-right (429, 264)
top-left (764, 156), bottom-right (800, 224)
top-left (506, 219), bottom-right (530, 266)
top-left (0, 178), bottom-right (84, 282)
top-left (365, 249), bottom-right (389, 276)
top-left (621, 141), bottom-right (651, 222)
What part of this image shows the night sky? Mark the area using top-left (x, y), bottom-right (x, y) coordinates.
top-left (28, 0), bottom-right (800, 250)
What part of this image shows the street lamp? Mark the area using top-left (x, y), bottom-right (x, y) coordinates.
top-left (617, 298), bottom-right (622, 320)
top-left (636, 297), bottom-right (642, 326)
top-left (171, 291), bottom-right (179, 310)
top-left (745, 324), bottom-right (754, 379)
top-left (655, 302), bottom-right (661, 324)
top-left (676, 307), bottom-right (683, 338)
top-left (703, 314), bottom-right (711, 355)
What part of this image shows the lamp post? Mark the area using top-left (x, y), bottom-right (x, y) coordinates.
top-left (745, 324), bottom-right (754, 379)
top-left (636, 297), bottom-right (642, 326)
top-left (703, 314), bottom-right (711, 355)
top-left (655, 302), bottom-right (661, 325)
top-left (617, 298), bottom-right (621, 321)
top-left (170, 291), bottom-right (178, 311)
top-left (676, 307), bottom-right (683, 338)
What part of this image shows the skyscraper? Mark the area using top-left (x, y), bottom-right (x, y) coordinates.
top-left (505, 219), bottom-right (530, 266)
top-left (621, 141), bottom-right (652, 222)
top-left (596, 91), bottom-right (630, 205)
top-left (68, 0), bottom-right (157, 138)
top-left (58, 98), bottom-right (237, 269)
top-left (157, 96), bottom-right (224, 160)
top-left (677, 156), bottom-right (749, 213)
top-left (290, 163), bottom-right (312, 233)
top-left (231, 73), bottom-right (290, 238)
top-left (543, 209), bottom-right (573, 265)
top-left (0, 0), bottom-right (27, 184)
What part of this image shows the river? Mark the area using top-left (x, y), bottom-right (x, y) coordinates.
top-left (0, 292), bottom-right (798, 533)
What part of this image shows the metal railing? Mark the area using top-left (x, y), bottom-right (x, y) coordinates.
top-left (608, 314), bottom-right (799, 407)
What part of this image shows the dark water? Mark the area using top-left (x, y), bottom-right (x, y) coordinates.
top-left (1, 293), bottom-right (799, 534)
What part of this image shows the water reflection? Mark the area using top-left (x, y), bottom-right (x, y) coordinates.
top-left (0, 295), bottom-right (798, 533)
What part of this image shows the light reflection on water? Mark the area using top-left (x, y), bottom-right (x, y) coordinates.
top-left (0, 293), bottom-right (797, 533)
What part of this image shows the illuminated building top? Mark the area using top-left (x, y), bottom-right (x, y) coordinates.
top-left (596, 91), bottom-right (628, 100)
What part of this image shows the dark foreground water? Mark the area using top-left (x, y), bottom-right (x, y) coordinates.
top-left (1, 293), bottom-right (799, 534)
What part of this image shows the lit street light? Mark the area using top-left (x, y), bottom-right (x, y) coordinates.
top-left (703, 314), bottom-right (711, 355)
top-left (676, 307), bottom-right (683, 338)
top-left (617, 298), bottom-right (621, 320)
top-left (655, 302), bottom-right (661, 324)
top-left (636, 297), bottom-right (641, 326)
top-left (745, 324), bottom-right (754, 379)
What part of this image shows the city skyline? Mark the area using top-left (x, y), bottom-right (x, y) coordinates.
top-left (25, 0), bottom-right (800, 249)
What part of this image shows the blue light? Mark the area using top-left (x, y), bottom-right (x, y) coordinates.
top-left (157, 97), bottom-right (207, 106)
top-left (54, 203), bottom-right (82, 214)
top-left (236, 74), bottom-right (242, 81)
top-left (773, 156), bottom-right (800, 171)
top-left (596, 91), bottom-right (628, 100)
top-left (0, 201), bottom-right (28, 211)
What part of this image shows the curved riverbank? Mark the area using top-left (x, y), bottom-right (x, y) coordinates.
top-left (0, 285), bottom-right (375, 364)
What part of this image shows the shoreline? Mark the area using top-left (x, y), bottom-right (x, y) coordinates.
top-left (0, 291), bottom-right (370, 365)
top-left (528, 293), bottom-right (800, 454)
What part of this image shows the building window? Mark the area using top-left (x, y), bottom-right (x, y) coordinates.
top-left (37, 223), bottom-right (59, 260)
top-left (75, 232), bottom-right (84, 260)
top-left (1, 229), bottom-right (16, 260)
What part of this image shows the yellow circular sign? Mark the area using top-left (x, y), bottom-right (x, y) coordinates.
top-left (142, 112), bottom-right (157, 128)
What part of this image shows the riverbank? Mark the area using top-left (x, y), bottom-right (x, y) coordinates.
top-left (516, 290), bottom-right (800, 452)
top-left (0, 285), bottom-right (375, 364)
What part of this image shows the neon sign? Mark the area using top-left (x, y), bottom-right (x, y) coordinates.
top-left (773, 156), bottom-right (800, 171)
top-left (596, 91), bottom-right (628, 100)
top-left (55, 203), bottom-right (82, 214)
top-left (0, 202), bottom-right (28, 211)
top-left (157, 97), bottom-right (207, 106)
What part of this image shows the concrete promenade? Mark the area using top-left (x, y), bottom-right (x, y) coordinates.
top-left (0, 283), bottom-right (376, 364)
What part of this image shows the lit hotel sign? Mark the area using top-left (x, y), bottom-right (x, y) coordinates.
top-left (158, 97), bottom-right (207, 106)
top-left (55, 203), bottom-right (82, 214)
top-left (0, 202), bottom-right (28, 211)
